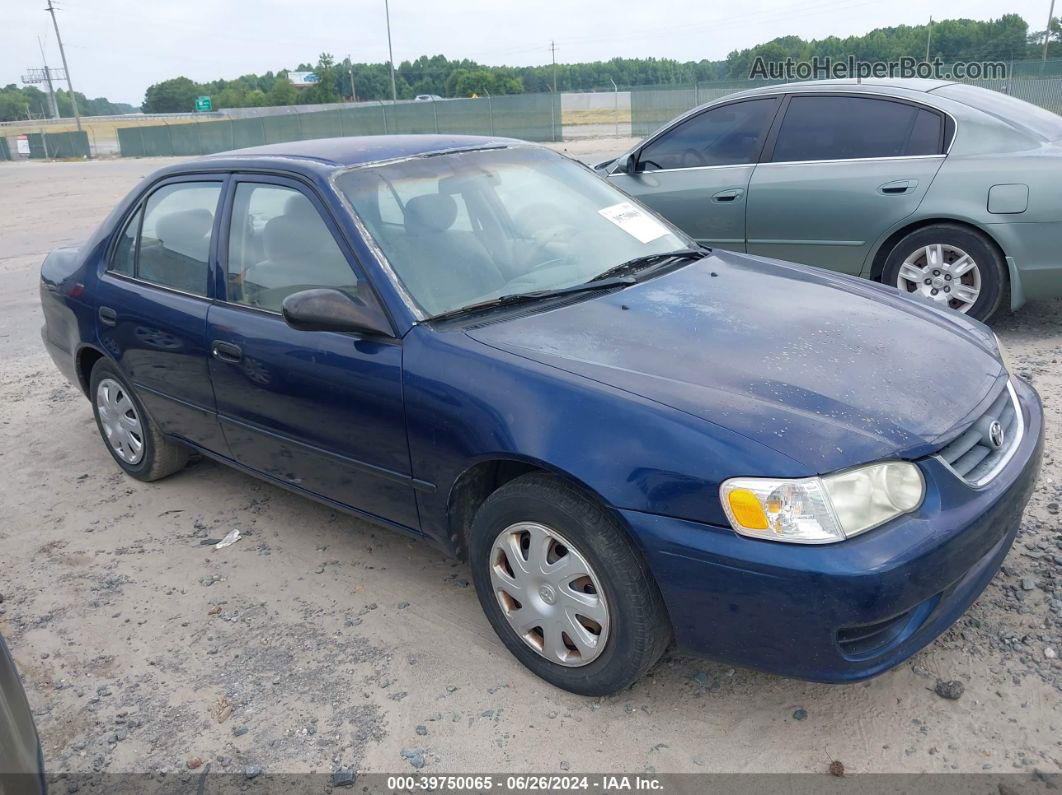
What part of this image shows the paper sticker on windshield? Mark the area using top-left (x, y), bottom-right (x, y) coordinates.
top-left (598, 202), bottom-right (670, 244)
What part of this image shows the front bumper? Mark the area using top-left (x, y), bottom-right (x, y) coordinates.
top-left (623, 376), bottom-right (1044, 682)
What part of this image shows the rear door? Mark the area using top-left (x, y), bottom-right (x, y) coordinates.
top-left (746, 93), bottom-right (948, 273)
top-left (608, 97), bottom-right (781, 251)
top-left (95, 176), bottom-right (228, 452)
top-left (205, 174), bottom-right (417, 530)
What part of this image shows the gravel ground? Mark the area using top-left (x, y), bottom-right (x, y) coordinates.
top-left (0, 150), bottom-right (1059, 783)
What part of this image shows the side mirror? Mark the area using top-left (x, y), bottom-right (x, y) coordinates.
top-left (624, 153), bottom-right (640, 175)
top-left (281, 287), bottom-right (393, 337)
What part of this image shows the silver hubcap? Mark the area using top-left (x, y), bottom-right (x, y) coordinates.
top-left (96, 378), bottom-right (144, 465)
top-left (896, 243), bottom-right (981, 313)
top-left (489, 522), bottom-right (610, 667)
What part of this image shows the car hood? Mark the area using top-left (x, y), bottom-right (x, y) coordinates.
top-left (466, 250), bottom-right (1006, 473)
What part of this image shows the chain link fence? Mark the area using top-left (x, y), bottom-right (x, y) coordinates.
top-left (116, 93), bottom-right (561, 157)
top-left (25, 131), bottom-right (91, 159)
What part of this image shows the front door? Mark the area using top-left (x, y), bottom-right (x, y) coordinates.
top-left (205, 176), bottom-right (417, 530)
top-left (746, 93), bottom-right (948, 273)
top-left (609, 97), bottom-right (781, 251)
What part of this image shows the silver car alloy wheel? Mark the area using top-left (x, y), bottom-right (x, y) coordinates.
top-left (96, 378), bottom-right (145, 465)
top-left (896, 243), bottom-right (982, 314)
top-left (489, 522), bottom-right (610, 667)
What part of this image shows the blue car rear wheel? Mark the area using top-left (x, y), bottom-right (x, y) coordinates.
top-left (89, 359), bottom-right (190, 482)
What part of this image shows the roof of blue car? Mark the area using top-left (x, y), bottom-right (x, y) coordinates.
top-left (209, 134), bottom-right (524, 167)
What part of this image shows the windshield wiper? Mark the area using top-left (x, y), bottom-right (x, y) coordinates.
top-left (430, 275), bottom-right (636, 322)
top-left (589, 246), bottom-right (710, 283)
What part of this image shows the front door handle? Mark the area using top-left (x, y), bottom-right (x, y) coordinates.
top-left (211, 340), bottom-right (242, 364)
top-left (98, 306), bottom-right (117, 326)
top-left (712, 188), bottom-right (745, 203)
top-left (879, 179), bottom-right (917, 195)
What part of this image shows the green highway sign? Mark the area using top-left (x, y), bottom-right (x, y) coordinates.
top-left (194, 96), bottom-right (212, 112)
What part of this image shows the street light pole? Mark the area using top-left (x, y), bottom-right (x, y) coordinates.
top-left (551, 40), bottom-right (557, 93)
top-left (347, 54), bottom-right (357, 102)
top-left (37, 36), bottom-right (59, 119)
top-left (45, 0), bottom-right (81, 131)
top-left (385, 0), bottom-right (398, 103)
top-left (1045, 0), bottom-right (1057, 63)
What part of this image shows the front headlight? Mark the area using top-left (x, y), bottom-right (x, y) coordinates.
top-left (720, 461), bottom-right (925, 544)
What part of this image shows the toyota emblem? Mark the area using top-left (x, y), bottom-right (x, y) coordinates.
top-left (988, 420), bottom-right (1005, 449)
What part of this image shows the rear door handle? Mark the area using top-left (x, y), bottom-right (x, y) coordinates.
top-left (211, 340), bottom-right (242, 363)
top-left (879, 179), bottom-right (917, 195)
top-left (98, 306), bottom-right (117, 326)
top-left (712, 188), bottom-right (745, 203)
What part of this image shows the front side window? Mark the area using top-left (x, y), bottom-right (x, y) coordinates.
top-left (771, 96), bottom-right (943, 162)
top-left (637, 98), bottom-right (778, 171)
top-left (336, 146), bottom-right (688, 316)
top-left (226, 183), bottom-right (357, 313)
top-left (137, 182), bottom-right (222, 295)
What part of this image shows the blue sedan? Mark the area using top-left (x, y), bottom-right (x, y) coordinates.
top-left (40, 135), bottom-right (1043, 695)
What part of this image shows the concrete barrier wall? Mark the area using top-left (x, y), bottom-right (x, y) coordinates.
top-left (562, 92), bottom-right (631, 111)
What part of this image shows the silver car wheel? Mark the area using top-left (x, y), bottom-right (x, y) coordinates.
top-left (489, 522), bottom-right (610, 667)
top-left (96, 378), bottom-right (145, 465)
top-left (896, 243), bottom-right (982, 313)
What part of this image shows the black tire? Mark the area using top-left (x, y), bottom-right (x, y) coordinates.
top-left (469, 473), bottom-right (671, 696)
top-left (89, 358), bottom-right (190, 482)
top-left (882, 223), bottom-right (1006, 322)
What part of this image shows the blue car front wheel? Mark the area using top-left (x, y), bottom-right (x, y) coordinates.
top-left (470, 473), bottom-right (671, 695)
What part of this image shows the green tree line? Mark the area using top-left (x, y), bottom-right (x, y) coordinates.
top-left (725, 14), bottom-right (1051, 77)
top-left (0, 84), bottom-right (135, 122)
top-left (140, 14), bottom-right (1062, 112)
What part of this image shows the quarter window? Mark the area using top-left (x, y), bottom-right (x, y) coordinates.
top-left (137, 182), bottom-right (222, 295)
top-left (637, 98), bottom-right (778, 171)
top-left (771, 96), bottom-right (943, 162)
top-left (109, 207), bottom-right (141, 277)
top-left (226, 183), bottom-right (357, 313)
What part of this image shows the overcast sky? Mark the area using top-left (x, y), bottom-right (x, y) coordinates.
top-left (3, 0), bottom-right (1055, 105)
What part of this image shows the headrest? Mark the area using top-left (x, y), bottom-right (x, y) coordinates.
top-left (263, 214), bottom-right (308, 262)
top-left (283, 193), bottom-right (322, 222)
top-left (155, 209), bottom-right (213, 257)
top-left (404, 193), bottom-right (457, 235)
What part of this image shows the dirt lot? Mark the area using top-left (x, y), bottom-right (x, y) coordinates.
top-left (0, 151), bottom-right (1060, 783)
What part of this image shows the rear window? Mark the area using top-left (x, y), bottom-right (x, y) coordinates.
top-left (771, 96), bottom-right (944, 162)
top-left (934, 83), bottom-right (1062, 142)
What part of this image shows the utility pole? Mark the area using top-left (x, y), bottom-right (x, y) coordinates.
top-left (551, 40), bottom-right (557, 93)
top-left (37, 37), bottom-right (60, 118)
top-left (925, 16), bottom-right (933, 63)
top-left (384, 0), bottom-right (398, 103)
top-left (45, 0), bottom-right (81, 130)
top-left (1045, 0), bottom-right (1057, 62)
top-left (347, 54), bottom-right (357, 102)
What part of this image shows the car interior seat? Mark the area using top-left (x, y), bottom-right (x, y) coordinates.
top-left (397, 193), bottom-right (505, 314)
top-left (140, 208), bottom-right (213, 294)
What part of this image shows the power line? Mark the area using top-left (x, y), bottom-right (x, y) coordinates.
top-left (45, 0), bottom-right (81, 131)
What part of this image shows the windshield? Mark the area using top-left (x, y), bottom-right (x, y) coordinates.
top-left (335, 146), bottom-right (689, 316)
